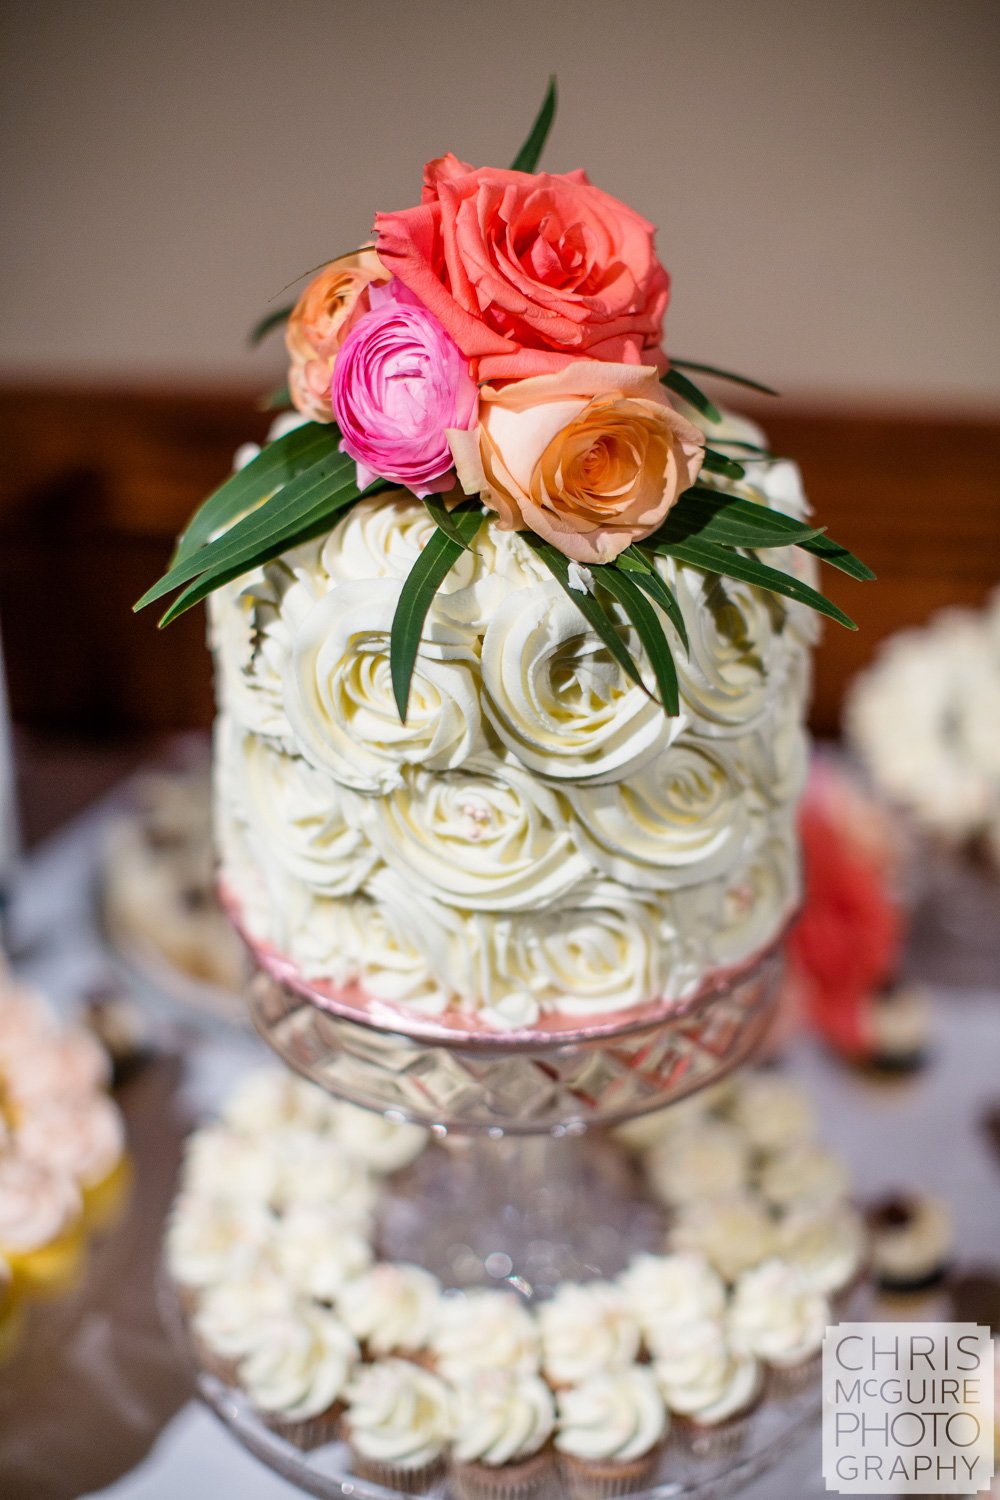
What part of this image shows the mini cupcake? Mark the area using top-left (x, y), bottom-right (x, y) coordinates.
top-left (757, 1144), bottom-right (851, 1212)
top-left (333, 1100), bottom-right (429, 1175)
top-left (238, 1303), bottom-right (360, 1449)
top-left (776, 1202), bottom-right (867, 1302)
top-left (727, 1072), bottom-right (816, 1156)
top-left (728, 1258), bottom-right (830, 1392)
top-left (867, 1192), bottom-right (953, 1293)
top-left (4, 1027), bottom-right (111, 1111)
top-left (555, 1366), bottom-right (668, 1499)
top-left (539, 1281), bottom-right (640, 1389)
top-left (451, 1368), bottom-right (555, 1500)
top-left (339, 1261), bottom-right (441, 1361)
top-left (653, 1318), bottom-right (762, 1457)
top-left (644, 1120), bottom-right (749, 1208)
top-left (272, 1130), bottom-right (378, 1224)
top-left (273, 1202), bottom-right (373, 1304)
top-left (180, 1124), bottom-right (282, 1208)
top-left (0, 1154), bottom-right (84, 1295)
top-left (669, 1192), bottom-right (776, 1284)
top-left (432, 1288), bottom-right (540, 1380)
top-left (14, 1094), bottom-right (129, 1227)
top-left (617, 1252), bottom-right (726, 1355)
top-left (344, 1356), bottom-right (453, 1491)
top-left (191, 1259), bottom-right (298, 1384)
top-left (165, 1192), bottom-right (277, 1308)
top-left (866, 983), bottom-right (932, 1073)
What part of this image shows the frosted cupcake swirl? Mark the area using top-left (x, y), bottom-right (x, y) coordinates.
top-left (346, 1358), bottom-right (453, 1471)
top-left (452, 1369), bottom-right (555, 1467)
top-left (211, 432), bottom-right (810, 1028)
top-left (555, 1365), bottom-right (667, 1463)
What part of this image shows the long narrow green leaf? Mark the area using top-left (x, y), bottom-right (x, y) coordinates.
top-left (704, 438), bottom-right (777, 458)
top-left (799, 534), bottom-right (876, 582)
top-left (390, 508), bottom-right (484, 720)
top-left (661, 367), bottom-right (722, 425)
top-left (594, 567), bottom-right (680, 715)
top-left (522, 536), bottom-right (647, 693)
top-left (159, 504), bottom-right (365, 626)
top-left (659, 487), bottom-right (823, 550)
top-left (511, 77), bottom-right (557, 172)
top-left (138, 447), bottom-right (362, 611)
top-left (651, 536), bottom-right (858, 630)
top-left (423, 495), bottom-right (482, 552)
top-left (249, 303), bottom-right (295, 347)
top-left (671, 358), bottom-right (779, 398)
top-left (616, 546), bottom-right (690, 653)
top-left (170, 421), bottom-right (337, 567)
top-left (702, 448), bottom-right (746, 480)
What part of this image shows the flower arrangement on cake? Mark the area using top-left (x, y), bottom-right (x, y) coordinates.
top-left (136, 82), bottom-right (873, 1034)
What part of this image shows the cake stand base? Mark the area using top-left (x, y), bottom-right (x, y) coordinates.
top-left (378, 1133), bottom-right (663, 1298)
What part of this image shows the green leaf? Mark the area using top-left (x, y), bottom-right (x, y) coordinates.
top-left (390, 509), bottom-right (484, 720)
top-left (511, 76), bottom-right (557, 172)
top-left (423, 495), bottom-right (483, 552)
top-left (522, 535), bottom-right (647, 692)
top-left (799, 533), bottom-right (876, 583)
top-left (661, 367), bottom-right (722, 426)
top-left (138, 446), bottom-right (367, 613)
top-left (704, 438), bottom-right (776, 458)
top-left (671, 359), bottom-right (779, 398)
top-left (658, 487), bottom-right (822, 551)
top-left (169, 421), bottom-right (339, 567)
top-left (701, 447), bottom-right (746, 480)
top-left (259, 382), bottom-right (292, 411)
top-left (158, 507), bottom-right (359, 627)
top-left (615, 546), bottom-right (690, 653)
top-left (650, 535), bottom-right (858, 630)
top-left (594, 566), bottom-right (680, 715)
top-left (249, 303), bottom-right (294, 347)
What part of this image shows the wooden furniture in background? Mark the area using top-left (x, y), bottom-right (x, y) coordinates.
top-left (1, 385), bottom-right (998, 738)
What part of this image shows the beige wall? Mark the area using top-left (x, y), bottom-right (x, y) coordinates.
top-left (2, 0), bottom-right (998, 405)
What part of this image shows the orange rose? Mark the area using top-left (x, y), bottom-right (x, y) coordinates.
top-left (286, 248), bottom-right (387, 423)
top-left (375, 158), bottom-right (670, 381)
top-left (448, 363), bottom-right (704, 564)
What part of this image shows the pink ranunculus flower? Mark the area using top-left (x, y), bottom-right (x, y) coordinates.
top-left (374, 157), bottom-right (671, 382)
top-left (331, 279), bottom-right (478, 497)
top-left (447, 363), bottom-right (704, 564)
top-left (286, 248), bottom-right (388, 423)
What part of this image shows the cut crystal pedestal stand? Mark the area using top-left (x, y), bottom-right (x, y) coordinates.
top-left (167, 933), bottom-right (826, 1499)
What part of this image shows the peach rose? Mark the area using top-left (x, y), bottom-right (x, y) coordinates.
top-left (374, 158), bottom-right (670, 381)
top-left (286, 248), bottom-right (388, 422)
top-left (448, 363), bottom-right (704, 564)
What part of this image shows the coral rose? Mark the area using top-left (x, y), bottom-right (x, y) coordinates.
top-left (375, 157), bottom-right (670, 381)
top-left (448, 363), bottom-right (704, 564)
top-left (332, 279), bottom-right (477, 498)
top-left (286, 248), bottom-right (387, 423)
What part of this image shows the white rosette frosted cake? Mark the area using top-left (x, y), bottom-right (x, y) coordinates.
top-left (138, 83), bottom-right (870, 1046)
top-left (208, 436), bottom-right (817, 1037)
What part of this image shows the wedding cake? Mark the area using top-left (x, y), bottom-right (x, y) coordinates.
top-left (138, 86), bottom-right (869, 1035)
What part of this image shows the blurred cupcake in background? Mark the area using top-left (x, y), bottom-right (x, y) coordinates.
top-left (654, 1318), bottom-right (762, 1457)
top-left (728, 1259), bottom-right (830, 1392)
top-left (0, 1154), bottom-right (85, 1296)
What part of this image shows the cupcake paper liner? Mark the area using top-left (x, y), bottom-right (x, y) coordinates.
top-left (451, 1450), bottom-right (555, 1500)
top-left (559, 1449), bottom-right (661, 1500)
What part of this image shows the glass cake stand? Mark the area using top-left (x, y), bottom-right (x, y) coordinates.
top-left (166, 919), bottom-right (828, 1498)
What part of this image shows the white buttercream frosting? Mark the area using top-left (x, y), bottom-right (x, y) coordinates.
top-left (340, 1262), bottom-right (441, 1356)
top-left (210, 417), bottom-right (812, 1029)
top-left (669, 1192), bottom-right (777, 1284)
top-left (653, 1318), bottom-right (761, 1423)
top-left (618, 1252), bottom-right (727, 1347)
top-left (239, 1303), bottom-right (359, 1421)
top-left (728, 1259), bottom-right (830, 1368)
top-left (539, 1281), bottom-right (641, 1387)
top-left (432, 1288), bottom-right (541, 1379)
top-left (452, 1369), bottom-right (555, 1466)
top-left (346, 1358), bottom-right (453, 1470)
top-left (555, 1365), bottom-right (667, 1463)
